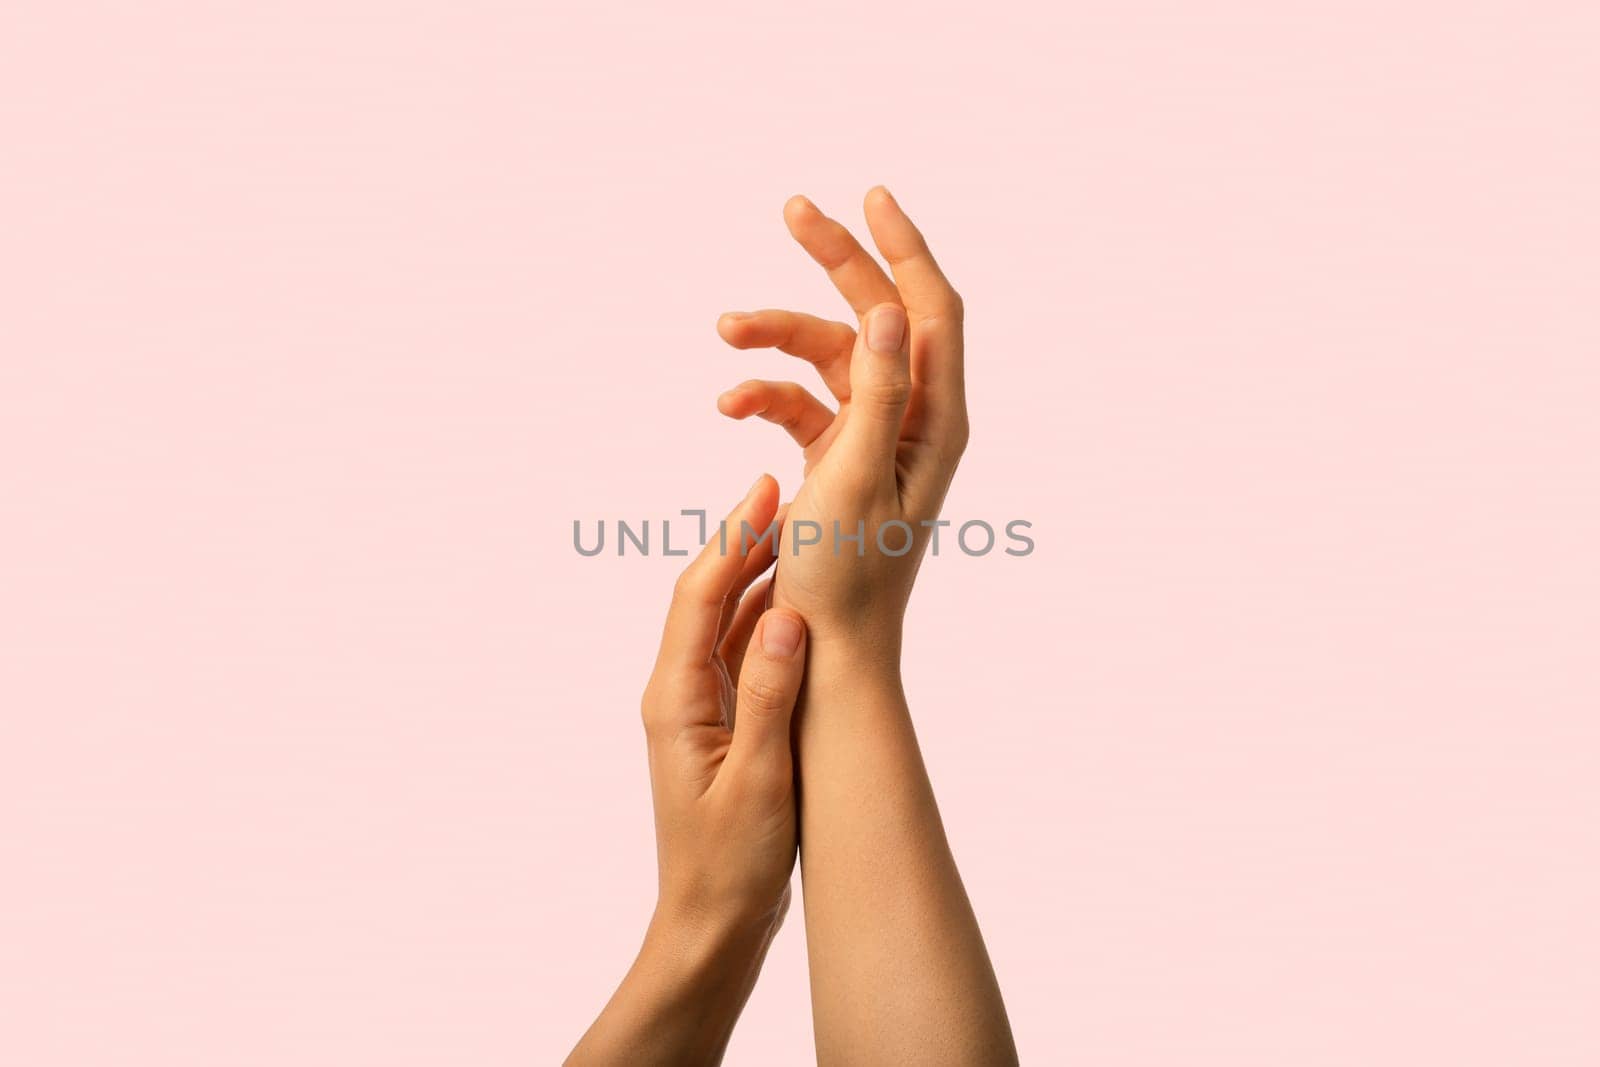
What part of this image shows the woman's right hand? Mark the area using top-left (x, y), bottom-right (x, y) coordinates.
top-left (713, 188), bottom-right (969, 651)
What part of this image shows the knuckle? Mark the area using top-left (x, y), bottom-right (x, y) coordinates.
top-left (738, 757), bottom-right (791, 800)
top-left (866, 379), bottom-right (912, 413)
top-left (670, 569), bottom-right (702, 606)
top-left (946, 288), bottom-right (965, 321)
top-left (639, 690), bottom-right (663, 733)
top-left (950, 415), bottom-right (971, 457)
top-left (740, 674), bottom-right (790, 716)
top-left (769, 387), bottom-right (806, 428)
top-left (916, 292), bottom-right (963, 328)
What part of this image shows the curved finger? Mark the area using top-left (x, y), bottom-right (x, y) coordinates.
top-left (716, 501), bottom-right (784, 648)
top-left (654, 475), bottom-right (780, 672)
top-left (717, 380), bottom-right (834, 450)
top-left (716, 309), bottom-right (854, 401)
top-left (783, 195), bottom-right (901, 318)
top-left (862, 186), bottom-right (963, 326)
top-left (718, 575), bottom-right (773, 687)
top-left (835, 304), bottom-right (912, 491)
top-left (721, 609), bottom-right (806, 784)
top-left (863, 186), bottom-right (969, 463)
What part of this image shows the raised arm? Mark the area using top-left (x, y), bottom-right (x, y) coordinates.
top-left (567, 478), bottom-right (809, 1065)
top-left (716, 189), bottom-right (1016, 1064)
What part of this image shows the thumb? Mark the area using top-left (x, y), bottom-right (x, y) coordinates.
top-left (725, 609), bottom-right (807, 777)
top-left (837, 302), bottom-right (911, 483)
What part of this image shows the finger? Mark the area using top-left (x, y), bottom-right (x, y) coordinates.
top-left (835, 303), bottom-right (911, 487)
top-left (863, 186), bottom-right (967, 440)
top-left (716, 501), bottom-right (784, 648)
top-left (717, 380), bottom-right (834, 449)
top-left (716, 309), bottom-right (855, 401)
top-left (654, 475), bottom-right (780, 672)
top-left (718, 575), bottom-right (772, 685)
top-left (722, 609), bottom-right (806, 780)
top-left (783, 195), bottom-right (901, 318)
top-left (862, 185), bottom-right (963, 328)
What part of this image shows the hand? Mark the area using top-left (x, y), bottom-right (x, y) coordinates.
top-left (715, 188), bottom-right (967, 651)
top-left (568, 475), bottom-right (808, 1066)
top-left (641, 474), bottom-right (805, 935)
top-left (718, 194), bottom-right (1014, 1065)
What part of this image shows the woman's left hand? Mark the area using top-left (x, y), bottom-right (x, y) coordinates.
top-left (568, 474), bottom-right (807, 1066)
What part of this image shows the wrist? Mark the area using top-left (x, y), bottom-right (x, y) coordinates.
top-left (644, 895), bottom-right (781, 986)
top-left (803, 626), bottom-right (905, 687)
top-left (771, 569), bottom-right (911, 659)
top-left (602, 900), bottom-right (776, 1055)
top-left (773, 596), bottom-right (904, 670)
top-left (569, 903), bottom-right (776, 1066)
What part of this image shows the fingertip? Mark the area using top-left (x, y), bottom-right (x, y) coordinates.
top-left (864, 303), bottom-right (908, 354)
top-left (758, 609), bottom-right (805, 659)
top-left (747, 471), bottom-right (768, 497)
top-left (755, 471), bottom-right (780, 501)
top-left (743, 471), bottom-right (780, 511)
top-left (783, 194), bottom-right (817, 226)
top-left (745, 474), bottom-right (782, 533)
top-left (718, 381), bottom-right (764, 417)
top-left (865, 185), bottom-right (907, 220)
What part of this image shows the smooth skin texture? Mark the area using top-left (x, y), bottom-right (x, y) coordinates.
top-left (567, 477), bottom-right (810, 1066)
top-left (718, 187), bottom-right (1017, 1064)
top-left (716, 189), bottom-right (969, 649)
top-left (573, 189), bottom-right (1013, 1064)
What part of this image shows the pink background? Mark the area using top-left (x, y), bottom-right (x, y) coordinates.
top-left (2, 2), bottom-right (1597, 1064)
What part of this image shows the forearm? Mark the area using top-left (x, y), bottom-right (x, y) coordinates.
top-left (795, 636), bottom-right (1016, 1065)
top-left (566, 907), bottom-right (780, 1066)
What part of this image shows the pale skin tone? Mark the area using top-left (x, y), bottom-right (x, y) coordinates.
top-left (570, 188), bottom-right (1014, 1064)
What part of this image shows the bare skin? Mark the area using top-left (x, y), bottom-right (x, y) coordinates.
top-left (718, 188), bottom-right (1016, 1065)
top-left (566, 479), bottom-right (809, 1066)
top-left (571, 188), bottom-right (1014, 1064)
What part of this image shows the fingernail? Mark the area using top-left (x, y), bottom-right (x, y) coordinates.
top-left (762, 613), bottom-right (803, 658)
top-left (747, 473), bottom-right (766, 499)
top-left (866, 305), bottom-right (906, 353)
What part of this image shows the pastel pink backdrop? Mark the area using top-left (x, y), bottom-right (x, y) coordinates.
top-left (2, 2), bottom-right (1596, 1064)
